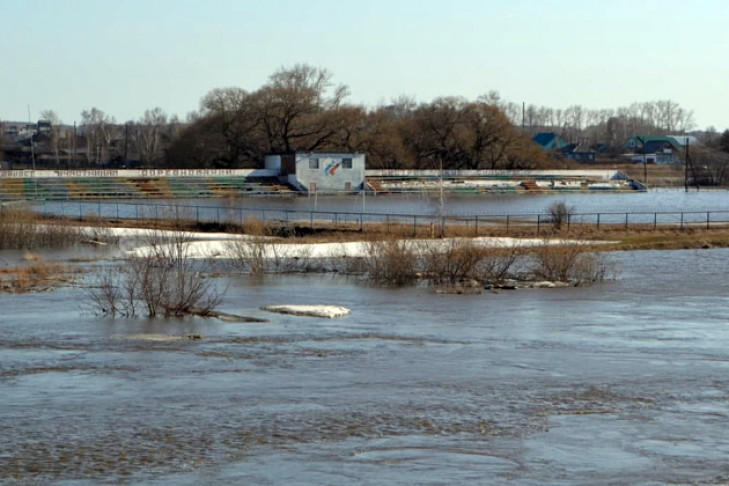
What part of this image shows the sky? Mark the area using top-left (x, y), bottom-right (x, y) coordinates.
top-left (2, 0), bottom-right (728, 130)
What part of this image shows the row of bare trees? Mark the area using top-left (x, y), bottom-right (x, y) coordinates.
top-left (20, 64), bottom-right (710, 170)
top-left (491, 92), bottom-right (697, 149)
top-left (165, 64), bottom-right (548, 170)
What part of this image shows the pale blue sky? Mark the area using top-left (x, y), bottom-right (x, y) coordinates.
top-left (2, 0), bottom-right (728, 129)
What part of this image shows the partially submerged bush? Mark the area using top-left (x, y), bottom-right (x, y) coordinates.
top-left (421, 239), bottom-right (486, 286)
top-left (226, 237), bottom-right (315, 275)
top-left (87, 230), bottom-right (224, 318)
top-left (532, 241), bottom-right (610, 285)
top-left (364, 238), bottom-right (418, 285)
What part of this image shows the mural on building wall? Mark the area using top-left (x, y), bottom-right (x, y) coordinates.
top-left (324, 159), bottom-right (341, 176)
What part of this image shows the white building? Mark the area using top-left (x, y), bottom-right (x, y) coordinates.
top-left (265, 152), bottom-right (365, 193)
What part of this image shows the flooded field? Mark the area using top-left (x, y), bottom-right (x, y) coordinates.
top-left (3, 249), bottom-right (729, 484)
top-left (33, 188), bottom-right (729, 223)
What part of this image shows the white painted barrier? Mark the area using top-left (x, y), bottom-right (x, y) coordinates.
top-left (0, 169), bottom-right (279, 179)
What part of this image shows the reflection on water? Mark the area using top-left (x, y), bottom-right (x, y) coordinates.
top-left (3, 249), bottom-right (729, 484)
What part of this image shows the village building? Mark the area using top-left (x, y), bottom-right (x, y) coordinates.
top-left (265, 152), bottom-right (366, 193)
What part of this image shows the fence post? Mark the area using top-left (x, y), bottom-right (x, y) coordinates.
top-left (413, 216), bottom-right (417, 236)
top-left (537, 214), bottom-right (541, 234)
top-left (625, 213), bottom-right (629, 229)
top-left (680, 212), bottom-right (684, 229)
top-left (654, 213), bottom-right (657, 230)
top-left (360, 213), bottom-right (363, 232)
top-left (475, 215), bottom-right (479, 236)
top-left (567, 214), bottom-right (571, 230)
top-left (597, 213), bottom-right (600, 229)
top-left (707, 211), bottom-right (710, 229)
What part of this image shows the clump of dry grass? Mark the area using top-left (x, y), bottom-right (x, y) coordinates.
top-left (0, 254), bottom-right (75, 293)
top-left (0, 209), bottom-right (85, 249)
top-left (0, 208), bottom-right (119, 249)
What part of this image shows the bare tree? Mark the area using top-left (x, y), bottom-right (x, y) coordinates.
top-left (81, 108), bottom-right (117, 165)
top-left (131, 107), bottom-right (169, 166)
top-left (40, 110), bottom-right (63, 166)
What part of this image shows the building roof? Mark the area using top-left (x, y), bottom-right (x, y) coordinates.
top-left (624, 135), bottom-right (683, 153)
top-left (533, 132), bottom-right (569, 150)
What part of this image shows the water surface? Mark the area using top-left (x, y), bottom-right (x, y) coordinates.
top-left (2, 249), bottom-right (729, 484)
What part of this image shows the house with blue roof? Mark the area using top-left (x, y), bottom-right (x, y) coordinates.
top-left (532, 132), bottom-right (569, 151)
top-left (623, 135), bottom-right (684, 164)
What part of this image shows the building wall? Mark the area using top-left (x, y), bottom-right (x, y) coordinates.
top-left (293, 153), bottom-right (365, 192)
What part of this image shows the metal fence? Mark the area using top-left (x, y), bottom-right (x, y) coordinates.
top-left (13, 200), bottom-right (729, 236)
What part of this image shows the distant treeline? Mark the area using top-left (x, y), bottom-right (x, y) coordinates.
top-left (4, 64), bottom-right (729, 173)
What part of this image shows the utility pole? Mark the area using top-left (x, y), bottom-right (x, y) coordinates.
top-left (439, 157), bottom-right (445, 237)
top-left (685, 138), bottom-right (689, 192)
top-left (73, 121), bottom-right (77, 169)
top-left (522, 102), bottom-right (525, 132)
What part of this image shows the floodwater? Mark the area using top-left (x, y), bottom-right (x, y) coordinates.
top-left (3, 249), bottom-right (729, 484)
top-left (33, 188), bottom-right (729, 223)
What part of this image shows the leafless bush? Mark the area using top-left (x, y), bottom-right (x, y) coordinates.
top-left (226, 237), bottom-right (314, 274)
top-left (364, 238), bottom-right (418, 285)
top-left (87, 230), bottom-right (224, 318)
top-left (479, 246), bottom-right (522, 284)
top-left (419, 239), bottom-right (522, 286)
top-left (532, 241), bottom-right (611, 285)
top-left (547, 201), bottom-right (573, 230)
top-left (421, 239), bottom-right (484, 285)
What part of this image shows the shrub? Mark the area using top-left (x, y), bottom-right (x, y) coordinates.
top-left (547, 201), bottom-right (573, 230)
top-left (421, 239), bottom-right (484, 285)
top-left (364, 238), bottom-right (418, 285)
top-left (532, 241), bottom-right (610, 285)
top-left (87, 230), bottom-right (224, 318)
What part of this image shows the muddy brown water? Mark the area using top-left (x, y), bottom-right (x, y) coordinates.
top-left (3, 249), bottom-right (729, 484)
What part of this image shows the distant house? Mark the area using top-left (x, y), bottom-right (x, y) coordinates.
top-left (623, 135), bottom-right (685, 164)
top-left (566, 144), bottom-right (597, 163)
top-left (37, 120), bottom-right (52, 135)
top-left (265, 152), bottom-right (365, 193)
top-left (533, 132), bottom-right (569, 151)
